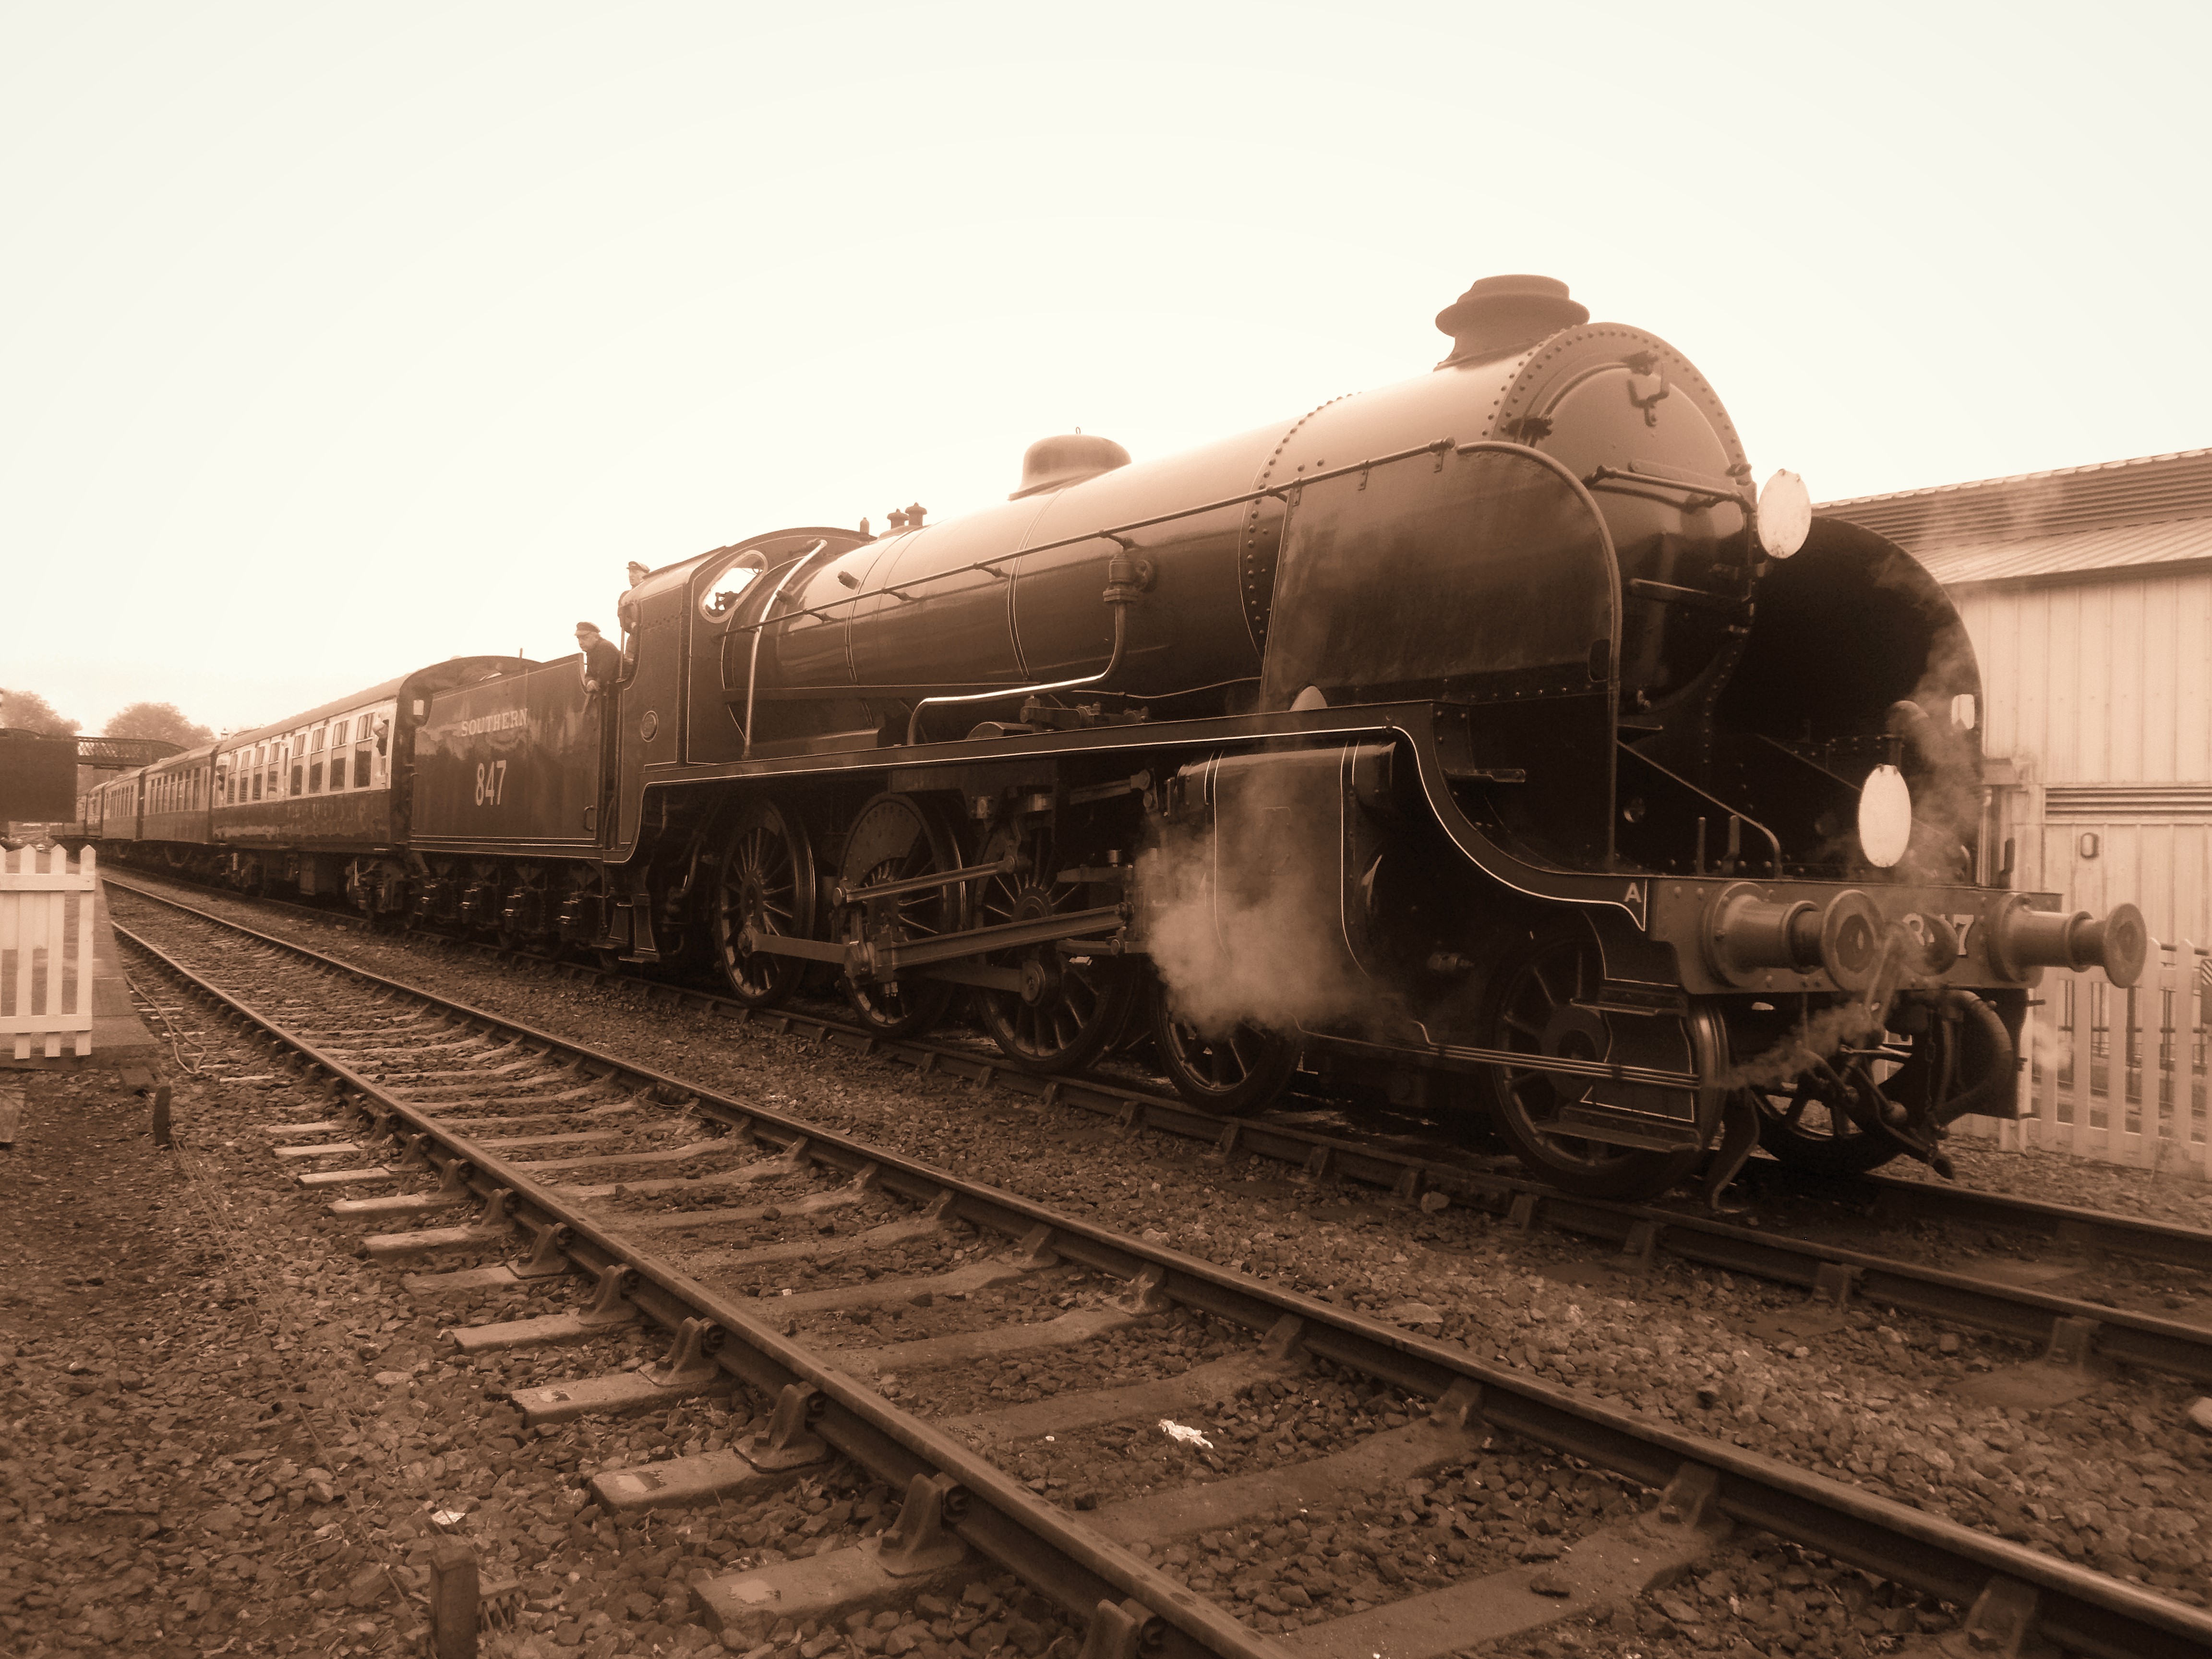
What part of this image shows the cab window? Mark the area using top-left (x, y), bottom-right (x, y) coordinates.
top-left (699, 549), bottom-right (769, 622)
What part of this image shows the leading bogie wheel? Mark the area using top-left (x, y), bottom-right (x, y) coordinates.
top-left (710, 797), bottom-right (817, 1008)
top-left (1748, 1000), bottom-right (1994, 1177)
top-left (836, 793), bottom-right (962, 1038)
top-left (1746, 1071), bottom-right (1902, 1177)
top-left (1149, 976), bottom-right (1298, 1116)
top-left (1476, 919), bottom-right (1706, 1200)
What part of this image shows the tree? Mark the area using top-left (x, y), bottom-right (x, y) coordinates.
top-left (0, 688), bottom-right (79, 736)
top-left (105, 702), bottom-right (213, 747)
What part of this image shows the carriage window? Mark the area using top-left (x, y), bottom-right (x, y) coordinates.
top-left (291, 759), bottom-right (303, 795)
top-left (355, 739), bottom-right (373, 787)
top-left (329, 753), bottom-right (347, 790)
top-left (309, 758), bottom-right (324, 793)
top-left (699, 550), bottom-right (769, 622)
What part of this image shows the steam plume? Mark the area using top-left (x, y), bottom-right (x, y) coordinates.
top-left (1136, 763), bottom-right (1377, 1040)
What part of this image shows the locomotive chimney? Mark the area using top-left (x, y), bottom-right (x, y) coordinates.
top-left (1010, 433), bottom-right (1132, 500)
top-left (1434, 274), bottom-right (1588, 368)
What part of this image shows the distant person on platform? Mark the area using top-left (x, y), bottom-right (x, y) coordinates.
top-left (576, 623), bottom-right (624, 699)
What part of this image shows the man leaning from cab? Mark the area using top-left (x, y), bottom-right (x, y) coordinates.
top-left (575, 622), bottom-right (623, 698)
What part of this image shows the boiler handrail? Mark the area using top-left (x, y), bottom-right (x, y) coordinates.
top-left (739, 541), bottom-right (825, 760)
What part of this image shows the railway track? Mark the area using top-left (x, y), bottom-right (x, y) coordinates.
top-left (103, 879), bottom-right (2212, 1658)
top-left (109, 873), bottom-right (2212, 1387)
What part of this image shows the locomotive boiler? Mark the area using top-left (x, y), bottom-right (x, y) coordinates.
top-left (174, 275), bottom-right (2157, 1203)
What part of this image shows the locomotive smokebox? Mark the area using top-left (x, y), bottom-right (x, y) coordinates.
top-left (1434, 275), bottom-right (1590, 367)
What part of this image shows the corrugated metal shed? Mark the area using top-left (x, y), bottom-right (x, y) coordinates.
top-left (1882, 519), bottom-right (2212, 587)
top-left (1821, 447), bottom-right (2212, 553)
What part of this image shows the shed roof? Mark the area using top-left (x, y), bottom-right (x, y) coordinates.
top-left (1818, 448), bottom-right (2212, 588)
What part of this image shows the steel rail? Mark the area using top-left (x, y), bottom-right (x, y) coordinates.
top-left (108, 898), bottom-right (2212, 1659)
top-left (1733, 1160), bottom-right (2212, 1273)
top-left (112, 918), bottom-right (1288, 1659)
top-left (105, 875), bottom-right (2212, 1380)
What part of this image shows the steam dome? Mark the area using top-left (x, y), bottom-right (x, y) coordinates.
top-left (1010, 433), bottom-right (1131, 500)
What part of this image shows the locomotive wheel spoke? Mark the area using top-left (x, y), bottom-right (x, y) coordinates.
top-left (1478, 923), bottom-right (1705, 1201)
top-left (1526, 962), bottom-right (1566, 1013)
top-left (1778, 1084), bottom-right (1815, 1129)
top-left (837, 794), bottom-right (960, 1039)
top-left (711, 801), bottom-right (815, 1009)
top-left (1149, 977), bottom-right (1295, 1116)
top-left (973, 825), bottom-right (1136, 1075)
top-left (1747, 1021), bottom-right (1948, 1177)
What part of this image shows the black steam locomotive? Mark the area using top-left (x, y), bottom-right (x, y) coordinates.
top-left (84, 276), bottom-right (2145, 1202)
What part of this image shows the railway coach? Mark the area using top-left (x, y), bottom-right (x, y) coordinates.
top-left (87, 657), bottom-right (532, 894)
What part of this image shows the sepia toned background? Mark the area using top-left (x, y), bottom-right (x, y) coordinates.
top-left (4, 0), bottom-right (2206, 739)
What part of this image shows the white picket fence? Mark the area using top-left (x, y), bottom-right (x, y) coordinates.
top-left (1955, 938), bottom-right (2212, 1179)
top-left (0, 843), bottom-right (97, 1060)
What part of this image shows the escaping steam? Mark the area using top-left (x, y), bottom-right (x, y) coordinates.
top-left (1872, 561), bottom-right (1986, 884)
top-left (1718, 998), bottom-right (1885, 1092)
top-left (1135, 763), bottom-right (1379, 1041)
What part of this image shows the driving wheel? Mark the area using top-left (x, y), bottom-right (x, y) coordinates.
top-left (1149, 975), bottom-right (1298, 1116)
top-left (837, 793), bottom-right (962, 1038)
top-left (1477, 920), bottom-right (1707, 1199)
top-left (710, 798), bottom-right (817, 1008)
top-left (973, 827), bottom-right (1137, 1074)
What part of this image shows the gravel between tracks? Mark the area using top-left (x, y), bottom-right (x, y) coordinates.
top-left (72, 881), bottom-right (2212, 1656)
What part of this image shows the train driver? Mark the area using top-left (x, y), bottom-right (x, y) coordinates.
top-left (575, 623), bottom-right (624, 698)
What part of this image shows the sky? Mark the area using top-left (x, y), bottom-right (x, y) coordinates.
top-left (4, 0), bottom-right (2207, 737)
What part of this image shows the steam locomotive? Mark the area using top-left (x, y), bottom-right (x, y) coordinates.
top-left (81, 275), bottom-right (2146, 1202)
